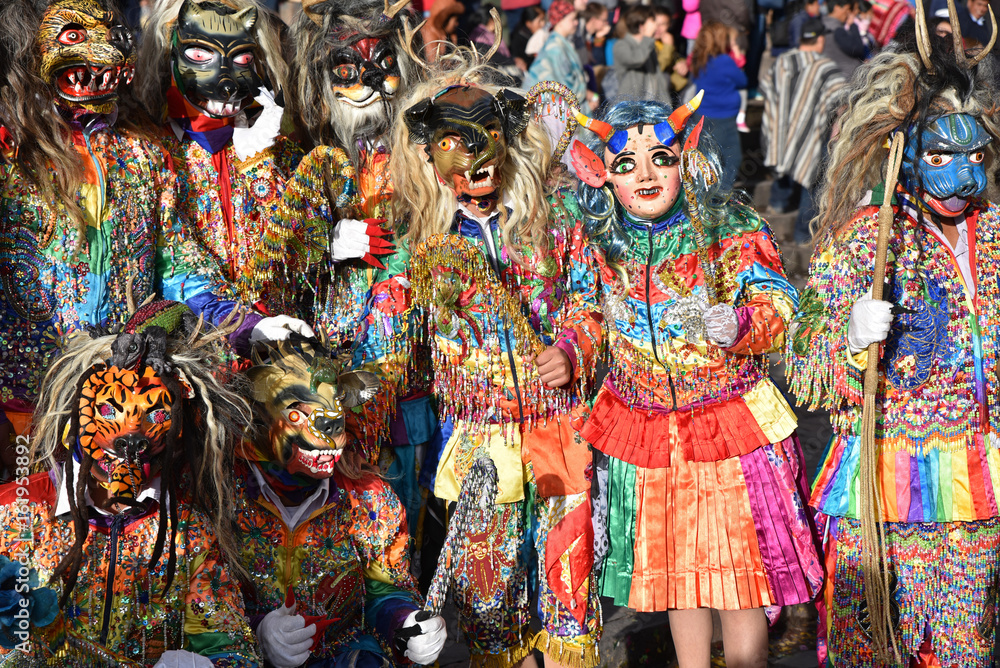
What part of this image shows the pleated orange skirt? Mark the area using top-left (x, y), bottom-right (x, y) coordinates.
top-left (597, 435), bottom-right (823, 611)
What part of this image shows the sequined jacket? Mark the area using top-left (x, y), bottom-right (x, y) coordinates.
top-left (0, 125), bottom-right (236, 414)
top-left (788, 192), bottom-right (1000, 523)
top-left (258, 145), bottom-right (391, 343)
top-left (0, 472), bottom-right (259, 667)
top-left (357, 190), bottom-right (603, 499)
top-left (160, 132), bottom-right (303, 308)
top-left (581, 206), bottom-right (799, 469)
top-left (232, 462), bottom-right (420, 662)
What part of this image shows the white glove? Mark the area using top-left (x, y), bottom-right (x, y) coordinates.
top-left (330, 219), bottom-right (375, 262)
top-left (153, 650), bottom-right (213, 668)
top-left (703, 303), bottom-right (739, 348)
top-left (249, 315), bottom-right (316, 345)
top-left (233, 89), bottom-right (284, 161)
top-left (257, 603), bottom-right (316, 668)
top-left (847, 289), bottom-right (894, 354)
top-left (400, 610), bottom-right (447, 665)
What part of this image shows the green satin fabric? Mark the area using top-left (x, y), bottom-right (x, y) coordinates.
top-left (599, 455), bottom-right (638, 605)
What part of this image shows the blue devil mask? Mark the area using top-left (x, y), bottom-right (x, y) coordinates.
top-left (902, 113), bottom-right (991, 217)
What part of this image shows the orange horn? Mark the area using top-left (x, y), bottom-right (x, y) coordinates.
top-left (573, 109), bottom-right (613, 141)
top-left (669, 90), bottom-right (704, 134)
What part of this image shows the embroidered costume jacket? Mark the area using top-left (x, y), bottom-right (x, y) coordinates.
top-left (789, 191), bottom-right (1000, 523)
top-left (161, 131), bottom-right (303, 308)
top-left (232, 462), bottom-right (421, 663)
top-left (357, 190), bottom-right (604, 502)
top-left (0, 472), bottom-right (258, 667)
top-left (0, 125), bottom-right (244, 416)
top-left (582, 207), bottom-right (799, 468)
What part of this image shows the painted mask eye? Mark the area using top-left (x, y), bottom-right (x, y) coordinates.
top-left (489, 129), bottom-right (502, 142)
top-left (58, 26), bottom-right (87, 46)
top-left (334, 64), bottom-right (357, 81)
top-left (652, 151), bottom-right (679, 167)
top-left (97, 403), bottom-right (117, 420)
top-left (971, 150), bottom-right (986, 164)
top-left (922, 152), bottom-right (954, 166)
top-left (183, 47), bottom-right (216, 64)
top-left (612, 158), bottom-right (635, 174)
top-left (283, 407), bottom-right (308, 425)
top-left (146, 409), bottom-right (170, 425)
top-left (380, 54), bottom-right (396, 69)
top-left (438, 137), bottom-right (458, 151)
top-left (233, 52), bottom-right (254, 67)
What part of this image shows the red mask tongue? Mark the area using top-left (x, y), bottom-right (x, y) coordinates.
top-left (928, 194), bottom-right (968, 216)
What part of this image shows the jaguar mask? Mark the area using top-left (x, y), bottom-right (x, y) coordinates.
top-left (247, 340), bottom-right (378, 479)
top-left (38, 0), bottom-right (136, 115)
top-left (76, 326), bottom-right (194, 513)
top-left (170, 0), bottom-right (262, 118)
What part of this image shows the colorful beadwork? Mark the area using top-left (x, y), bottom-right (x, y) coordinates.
top-left (791, 194), bottom-right (1000, 523)
top-left (823, 514), bottom-right (1000, 667)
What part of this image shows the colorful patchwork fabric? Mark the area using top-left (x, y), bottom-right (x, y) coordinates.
top-left (0, 473), bottom-right (259, 666)
top-left (0, 125), bottom-right (239, 414)
top-left (232, 462), bottom-right (420, 662)
top-left (582, 206), bottom-right (799, 468)
top-left (160, 132), bottom-right (303, 308)
top-left (789, 194), bottom-right (1000, 523)
top-left (580, 205), bottom-right (818, 612)
top-left (819, 514), bottom-right (1000, 667)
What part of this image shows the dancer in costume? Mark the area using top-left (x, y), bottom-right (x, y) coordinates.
top-left (134, 0), bottom-right (308, 315)
top-left (573, 99), bottom-right (821, 667)
top-left (0, 0), bottom-right (307, 453)
top-left (255, 0), bottom-right (426, 461)
top-left (358, 52), bottom-right (605, 667)
top-left (233, 339), bottom-right (446, 668)
top-left (787, 7), bottom-right (1000, 664)
top-left (261, 0), bottom-right (420, 340)
top-left (0, 301), bottom-right (259, 667)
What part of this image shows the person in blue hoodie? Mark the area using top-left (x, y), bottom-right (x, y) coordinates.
top-left (691, 20), bottom-right (747, 191)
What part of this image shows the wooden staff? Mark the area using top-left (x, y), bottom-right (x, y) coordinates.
top-left (859, 131), bottom-right (904, 662)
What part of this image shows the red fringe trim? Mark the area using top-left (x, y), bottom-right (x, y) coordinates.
top-left (581, 388), bottom-right (770, 468)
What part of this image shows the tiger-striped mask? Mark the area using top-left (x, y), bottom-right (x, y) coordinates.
top-left (77, 364), bottom-right (181, 510)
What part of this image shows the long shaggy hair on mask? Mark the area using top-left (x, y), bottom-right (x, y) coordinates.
top-left (0, 0), bottom-right (147, 234)
top-left (813, 33), bottom-right (1000, 244)
top-left (291, 0), bottom-right (423, 159)
top-left (389, 48), bottom-right (557, 263)
top-left (32, 326), bottom-right (253, 606)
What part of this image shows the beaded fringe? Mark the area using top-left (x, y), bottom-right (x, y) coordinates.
top-left (470, 630), bottom-right (600, 668)
top-left (531, 630), bottom-right (601, 668)
top-left (470, 633), bottom-right (535, 668)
